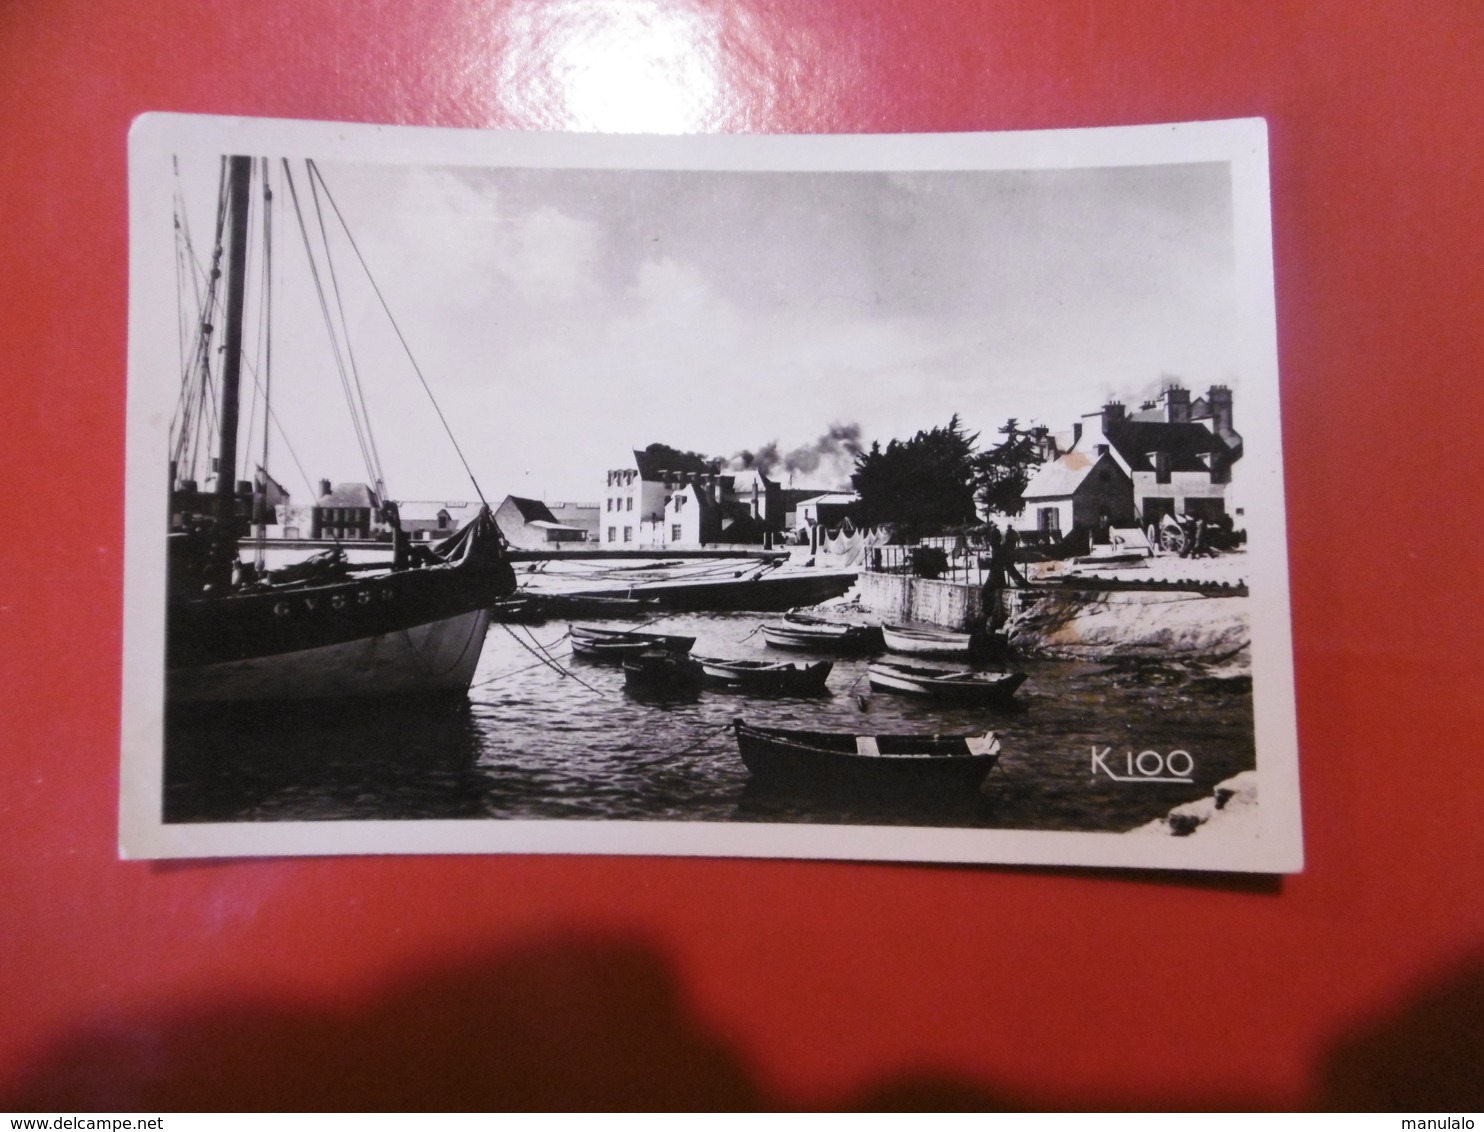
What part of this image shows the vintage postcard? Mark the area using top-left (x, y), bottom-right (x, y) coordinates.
top-left (120, 113), bottom-right (1301, 871)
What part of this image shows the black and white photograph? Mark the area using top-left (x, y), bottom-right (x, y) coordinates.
top-left (120, 114), bottom-right (1301, 871)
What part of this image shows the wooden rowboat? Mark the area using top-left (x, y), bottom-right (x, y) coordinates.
top-left (693, 656), bottom-right (832, 694)
top-left (881, 622), bottom-right (973, 659)
top-left (761, 616), bottom-right (881, 653)
top-left (867, 661), bottom-right (1026, 705)
top-left (732, 719), bottom-right (1001, 791)
top-left (569, 623), bottom-right (695, 659)
top-left (623, 650), bottom-right (705, 694)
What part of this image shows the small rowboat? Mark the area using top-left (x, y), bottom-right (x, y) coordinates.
top-left (732, 719), bottom-right (1001, 791)
top-left (761, 614), bottom-right (881, 653)
top-left (867, 661), bottom-right (1026, 705)
top-left (569, 623), bottom-right (695, 659)
top-left (881, 622), bottom-right (973, 659)
top-left (623, 650), bottom-right (705, 695)
top-left (693, 656), bottom-right (832, 695)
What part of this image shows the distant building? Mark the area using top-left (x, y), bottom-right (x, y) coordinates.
top-left (1020, 448), bottom-right (1136, 541)
top-left (601, 444), bottom-right (783, 548)
top-left (792, 492), bottom-right (860, 539)
top-left (1016, 382), bottom-right (1243, 539)
top-left (494, 495), bottom-right (590, 549)
top-left (311, 480), bottom-right (389, 541)
top-left (396, 500), bottom-right (484, 541)
top-left (546, 501), bottom-right (600, 542)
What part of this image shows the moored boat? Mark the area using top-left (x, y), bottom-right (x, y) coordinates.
top-left (693, 656), bottom-right (832, 694)
top-left (731, 719), bottom-right (1001, 791)
top-left (881, 622), bottom-right (974, 659)
top-left (761, 614), bottom-right (881, 653)
top-left (165, 156), bottom-right (516, 703)
top-left (623, 650), bottom-right (706, 695)
top-left (569, 623), bottom-right (696, 659)
top-left (867, 661), bottom-right (1026, 705)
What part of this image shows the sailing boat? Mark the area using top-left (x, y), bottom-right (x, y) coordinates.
top-left (166, 155), bottom-right (515, 702)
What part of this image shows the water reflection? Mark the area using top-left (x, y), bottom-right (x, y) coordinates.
top-left (165, 611), bottom-right (1257, 833)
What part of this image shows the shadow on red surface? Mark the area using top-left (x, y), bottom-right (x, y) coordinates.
top-left (2, 935), bottom-right (1480, 1111)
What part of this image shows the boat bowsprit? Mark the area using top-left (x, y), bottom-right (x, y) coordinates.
top-left (732, 719), bottom-right (1001, 792)
top-left (867, 661), bottom-right (1026, 705)
top-left (693, 656), bottom-right (833, 695)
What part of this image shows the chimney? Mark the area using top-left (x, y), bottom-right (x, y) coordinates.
top-left (1101, 401), bottom-right (1126, 434)
top-left (1162, 384), bottom-right (1190, 423)
top-left (1072, 421), bottom-right (1083, 444)
top-left (318, 478), bottom-right (331, 498)
top-left (1206, 384), bottom-right (1234, 438)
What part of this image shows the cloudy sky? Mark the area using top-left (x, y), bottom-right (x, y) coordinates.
top-left (179, 154), bottom-right (1238, 504)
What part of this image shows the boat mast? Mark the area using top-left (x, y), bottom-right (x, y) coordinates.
top-left (214, 154), bottom-right (253, 532)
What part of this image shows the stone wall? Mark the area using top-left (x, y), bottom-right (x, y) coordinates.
top-left (857, 573), bottom-right (986, 630)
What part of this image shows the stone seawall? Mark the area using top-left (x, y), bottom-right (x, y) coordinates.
top-left (856, 573), bottom-right (985, 631)
top-left (854, 573), bottom-right (1250, 665)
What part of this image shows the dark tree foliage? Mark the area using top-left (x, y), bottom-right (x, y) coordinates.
top-left (971, 418), bottom-right (1047, 517)
top-left (851, 415), bottom-right (979, 538)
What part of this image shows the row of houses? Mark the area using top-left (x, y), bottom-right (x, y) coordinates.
top-left (595, 444), bottom-right (856, 550)
top-left (191, 380), bottom-right (1240, 553)
top-left (1018, 383), bottom-right (1242, 542)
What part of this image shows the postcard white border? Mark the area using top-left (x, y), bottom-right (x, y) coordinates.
top-left (121, 113), bottom-right (1301, 872)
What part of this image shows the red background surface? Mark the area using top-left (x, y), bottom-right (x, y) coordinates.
top-left (2, 0), bottom-right (1482, 1111)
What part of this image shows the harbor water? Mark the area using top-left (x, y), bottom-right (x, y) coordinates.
top-left (164, 611), bottom-right (1256, 833)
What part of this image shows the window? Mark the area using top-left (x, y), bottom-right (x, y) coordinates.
top-left (672, 524), bottom-right (682, 541)
top-left (606, 499), bottom-right (612, 511)
top-left (623, 526), bottom-right (632, 543)
top-left (625, 497), bottom-right (633, 511)
top-left (607, 526), bottom-right (616, 542)
top-left (1038, 507), bottom-right (1059, 533)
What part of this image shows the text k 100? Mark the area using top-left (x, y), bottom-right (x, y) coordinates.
top-left (1091, 747), bottom-right (1195, 783)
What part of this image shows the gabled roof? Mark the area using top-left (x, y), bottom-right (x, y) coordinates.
top-left (1105, 420), bottom-right (1228, 473)
top-left (1023, 450), bottom-right (1126, 500)
top-left (502, 495), bottom-right (558, 524)
top-left (316, 482), bottom-right (377, 508)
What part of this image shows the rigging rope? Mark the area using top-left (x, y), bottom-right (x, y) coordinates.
top-left (498, 624), bottom-right (608, 698)
top-left (306, 159), bottom-right (489, 508)
top-left (280, 160), bottom-right (381, 493)
top-left (306, 162), bottom-right (385, 495)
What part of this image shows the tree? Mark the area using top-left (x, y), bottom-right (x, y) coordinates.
top-left (972, 418), bottom-right (1046, 517)
top-left (851, 415), bottom-right (979, 538)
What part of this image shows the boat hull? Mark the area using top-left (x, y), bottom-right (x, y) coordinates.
top-left (696, 657), bottom-right (832, 694)
top-left (732, 720), bottom-right (999, 792)
top-left (168, 608), bottom-right (492, 703)
top-left (760, 623), bottom-right (879, 653)
top-left (881, 623), bottom-right (973, 659)
top-left (867, 662), bottom-right (1027, 705)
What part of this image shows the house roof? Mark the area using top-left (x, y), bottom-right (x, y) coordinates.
top-left (502, 495), bottom-right (558, 524)
top-left (1022, 450), bottom-right (1101, 500)
top-left (316, 482), bottom-right (377, 508)
top-left (1105, 420), bottom-right (1227, 473)
top-left (633, 444), bottom-right (719, 480)
top-left (798, 492), bottom-right (859, 507)
top-left (1023, 449), bottom-right (1132, 500)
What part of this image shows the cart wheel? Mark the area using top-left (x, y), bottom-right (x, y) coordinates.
top-left (1160, 525), bottom-right (1187, 555)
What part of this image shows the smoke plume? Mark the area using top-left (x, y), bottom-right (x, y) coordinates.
top-left (732, 423), bottom-right (864, 489)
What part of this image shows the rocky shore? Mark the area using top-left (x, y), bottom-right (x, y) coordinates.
top-left (1132, 770), bottom-right (1259, 837)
